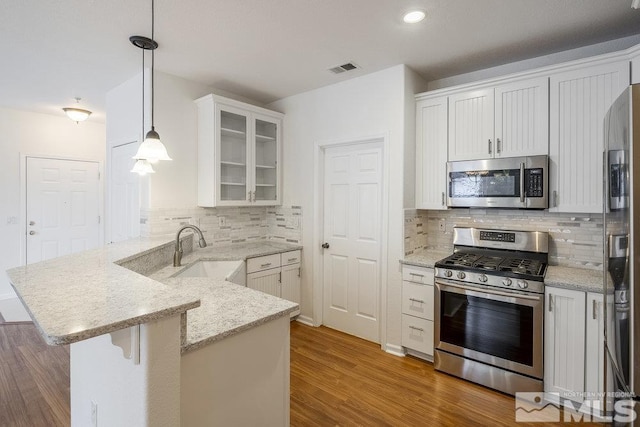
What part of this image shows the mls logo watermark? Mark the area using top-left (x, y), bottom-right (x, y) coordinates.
top-left (515, 392), bottom-right (638, 423)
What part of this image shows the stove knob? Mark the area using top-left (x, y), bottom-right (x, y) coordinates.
top-left (502, 278), bottom-right (513, 287)
top-left (517, 280), bottom-right (529, 289)
top-left (444, 270), bottom-right (453, 278)
top-left (478, 274), bottom-right (488, 283)
top-left (457, 271), bottom-right (466, 280)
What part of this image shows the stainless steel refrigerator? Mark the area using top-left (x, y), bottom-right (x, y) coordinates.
top-left (603, 83), bottom-right (640, 417)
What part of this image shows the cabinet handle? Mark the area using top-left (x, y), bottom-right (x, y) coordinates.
top-left (497, 138), bottom-right (501, 154)
top-left (592, 299), bottom-right (598, 320)
top-left (261, 263), bottom-right (272, 268)
top-left (409, 325), bottom-right (424, 332)
top-left (441, 192), bottom-right (445, 206)
top-left (548, 294), bottom-right (553, 312)
top-left (279, 272), bottom-right (282, 283)
top-left (297, 268), bottom-right (301, 278)
top-left (409, 273), bottom-right (424, 278)
top-left (288, 258), bottom-right (297, 262)
top-left (247, 191), bottom-right (251, 201)
top-left (252, 191), bottom-right (256, 202)
top-left (409, 298), bottom-right (425, 304)
top-left (488, 139), bottom-right (492, 154)
top-left (553, 191), bottom-right (558, 207)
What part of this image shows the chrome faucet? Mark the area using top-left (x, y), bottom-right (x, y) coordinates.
top-left (174, 225), bottom-right (207, 267)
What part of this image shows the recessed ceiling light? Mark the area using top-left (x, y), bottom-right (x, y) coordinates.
top-left (403, 10), bottom-right (426, 24)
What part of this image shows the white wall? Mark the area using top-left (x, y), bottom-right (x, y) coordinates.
top-left (269, 64), bottom-right (417, 349)
top-left (0, 107), bottom-right (105, 301)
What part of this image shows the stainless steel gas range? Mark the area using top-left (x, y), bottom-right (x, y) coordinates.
top-left (434, 227), bottom-right (548, 395)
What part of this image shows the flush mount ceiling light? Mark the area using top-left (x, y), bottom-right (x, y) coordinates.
top-left (403, 10), bottom-right (426, 24)
top-left (62, 97), bottom-right (92, 123)
top-left (131, 0), bottom-right (171, 169)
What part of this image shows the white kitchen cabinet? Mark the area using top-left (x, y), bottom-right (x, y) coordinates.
top-left (246, 252), bottom-right (301, 317)
top-left (401, 265), bottom-right (434, 358)
top-left (196, 94), bottom-right (282, 207)
top-left (548, 61), bottom-right (629, 213)
top-left (544, 287), bottom-right (586, 402)
top-left (415, 96), bottom-right (448, 209)
top-left (448, 77), bottom-right (549, 161)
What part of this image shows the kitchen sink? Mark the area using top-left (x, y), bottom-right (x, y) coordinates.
top-left (173, 260), bottom-right (243, 280)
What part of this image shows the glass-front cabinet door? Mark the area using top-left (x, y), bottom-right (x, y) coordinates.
top-left (253, 114), bottom-right (280, 204)
top-left (196, 93), bottom-right (282, 207)
top-left (217, 105), bottom-right (250, 205)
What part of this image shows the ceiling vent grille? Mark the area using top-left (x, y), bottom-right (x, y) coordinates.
top-left (328, 62), bottom-right (360, 74)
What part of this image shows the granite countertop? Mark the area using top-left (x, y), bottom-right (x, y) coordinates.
top-left (544, 265), bottom-right (604, 293)
top-left (149, 241), bottom-right (301, 353)
top-left (401, 249), bottom-right (450, 269)
top-left (6, 237), bottom-right (201, 346)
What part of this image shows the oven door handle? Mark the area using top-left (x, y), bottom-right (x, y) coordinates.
top-left (520, 162), bottom-right (525, 203)
top-left (437, 279), bottom-right (543, 302)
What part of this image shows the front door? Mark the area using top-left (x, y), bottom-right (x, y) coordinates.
top-left (26, 157), bottom-right (101, 263)
top-left (322, 142), bottom-right (382, 343)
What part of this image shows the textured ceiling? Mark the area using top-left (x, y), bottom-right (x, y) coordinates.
top-left (1, 0), bottom-right (639, 122)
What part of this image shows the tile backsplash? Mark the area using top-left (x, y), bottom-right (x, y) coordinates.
top-left (405, 209), bottom-right (603, 270)
top-left (141, 205), bottom-right (302, 246)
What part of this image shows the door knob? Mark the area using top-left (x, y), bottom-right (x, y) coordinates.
top-left (29, 231), bottom-right (36, 235)
top-left (29, 221), bottom-right (36, 226)
top-left (321, 242), bottom-right (330, 249)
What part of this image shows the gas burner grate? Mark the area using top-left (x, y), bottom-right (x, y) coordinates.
top-left (473, 256), bottom-right (503, 271)
top-left (441, 252), bottom-right (482, 267)
top-left (498, 258), bottom-right (545, 276)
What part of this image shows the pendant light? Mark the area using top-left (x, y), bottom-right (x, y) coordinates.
top-left (63, 97), bottom-right (92, 123)
top-left (131, 0), bottom-right (171, 165)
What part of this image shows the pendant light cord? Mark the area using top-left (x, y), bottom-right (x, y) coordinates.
top-left (151, 0), bottom-right (155, 129)
top-left (141, 47), bottom-right (145, 138)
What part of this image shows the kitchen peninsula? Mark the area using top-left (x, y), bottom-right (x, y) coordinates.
top-left (6, 236), bottom-right (299, 427)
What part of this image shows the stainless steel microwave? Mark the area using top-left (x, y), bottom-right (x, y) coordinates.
top-left (446, 155), bottom-right (548, 209)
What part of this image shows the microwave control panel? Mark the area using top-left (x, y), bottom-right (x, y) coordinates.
top-left (525, 169), bottom-right (544, 197)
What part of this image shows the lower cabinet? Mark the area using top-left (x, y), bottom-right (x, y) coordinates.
top-left (247, 250), bottom-right (301, 317)
top-left (544, 287), bottom-right (610, 410)
top-left (400, 265), bottom-right (435, 359)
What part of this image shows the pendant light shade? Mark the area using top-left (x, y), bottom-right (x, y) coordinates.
top-left (63, 98), bottom-right (92, 123)
top-left (131, 159), bottom-right (155, 175)
top-left (133, 126), bottom-right (172, 163)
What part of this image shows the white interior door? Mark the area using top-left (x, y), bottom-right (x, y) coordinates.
top-left (322, 142), bottom-right (382, 343)
top-left (26, 157), bottom-right (101, 264)
top-left (110, 143), bottom-right (140, 242)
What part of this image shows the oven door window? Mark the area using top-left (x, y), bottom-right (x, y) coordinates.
top-left (440, 290), bottom-right (534, 367)
top-left (449, 169), bottom-right (520, 198)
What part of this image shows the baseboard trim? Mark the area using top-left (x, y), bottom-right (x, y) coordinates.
top-left (384, 343), bottom-right (406, 357)
top-left (295, 315), bottom-right (315, 327)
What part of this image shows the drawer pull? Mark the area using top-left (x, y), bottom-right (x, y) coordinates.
top-left (409, 273), bottom-right (424, 278)
top-left (287, 258), bottom-right (297, 262)
top-left (408, 325), bottom-right (424, 332)
top-left (409, 298), bottom-right (425, 304)
top-left (261, 263), bottom-right (272, 268)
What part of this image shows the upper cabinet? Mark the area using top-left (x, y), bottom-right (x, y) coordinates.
top-left (196, 94), bottom-right (283, 207)
top-left (416, 96), bottom-right (448, 210)
top-left (631, 46), bottom-right (640, 84)
top-left (548, 61), bottom-right (629, 213)
top-left (448, 77), bottom-right (549, 161)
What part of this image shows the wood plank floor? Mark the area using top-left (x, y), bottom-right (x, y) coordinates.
top-left (0, 320), bottom-right (605, 426)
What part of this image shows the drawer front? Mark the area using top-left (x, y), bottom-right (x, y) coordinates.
top-left (401, 282), bottom-right (434, 320)
top-left (247, 254), bottom-right (281, 273)
top-left (402, 265), bottom-right (434, 285)
top-left (401, 314), bottom-right (434, 356)
top-left (281, 250), bottom-right (301, 266)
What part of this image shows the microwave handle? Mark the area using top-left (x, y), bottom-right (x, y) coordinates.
top-left (519, 162), bottom-right (525, 203)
